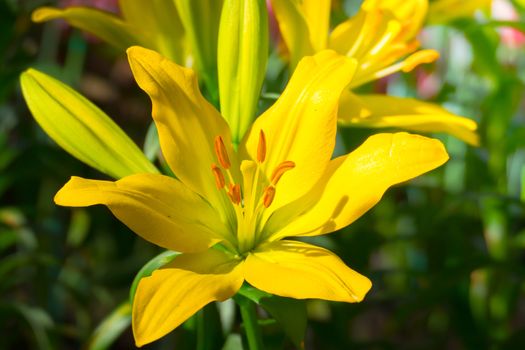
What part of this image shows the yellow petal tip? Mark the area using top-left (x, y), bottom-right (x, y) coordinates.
top-left (31, 7), bottom-right (62, 23)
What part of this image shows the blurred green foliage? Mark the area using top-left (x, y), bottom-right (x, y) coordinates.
top-left (1, 0), bottom-right (525, 349)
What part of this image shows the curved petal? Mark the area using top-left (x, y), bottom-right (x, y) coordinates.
top-left (120, 0), bottom-right (187, 64)
top-left (242, 51), bottom-right (357, 213)
top-left (32, 6), bottom-right (137, 51)
top-left (362, 0), bottom-right (427, 40)
top-left (54, 174), bottom-right (232, 252)
top-left (269, 0), bottom-right (316, 69)
top-left (245, 240), bottom-right (371, 302)
top-left (133, 249), bottom-right (244, 347)
top-left (297, 0), bottom-right (331, 52)
top-left (328, 8), bottom-right (436, 89)
top-left (267, 133), bottom-right (449, 239)
top-left (339, 94), bottom-right (480, 146)
top-left (20, 69), bottom-right (158, 179)
top-left (127, 46), bottom-right (236, 216)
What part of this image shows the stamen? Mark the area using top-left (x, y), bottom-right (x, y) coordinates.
top-left (227, 183), bottom-right (241, 205)
top-left (271, 161), bottom-right (296, 185)
top-left (214, 136), bottom-right (231, 169)
top-left (211, 164), bottom-right (225, 189)
top-left (263, 186), bottom-right (276, 208)
top-left (257, 130), bottom-right (266, 163)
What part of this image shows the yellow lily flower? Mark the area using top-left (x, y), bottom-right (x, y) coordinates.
top-left (428, 0), bottom-right (492, 24)
top-left (54, 46), bottom-right (449, 346)
top-left (32, 0), bottom-right (187, 65)
top-left (32, 0), bottom-right (223, 95)
top-left (270, 0), bottom-right (479, 145)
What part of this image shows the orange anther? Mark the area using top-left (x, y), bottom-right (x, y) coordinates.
top-left (263, 186), bottom-right (276, 208)
top-left (270, 161), bottom-right (296, 185)
top-left (214, 136), bottom-right (231, 169)
top-left (257, 130), bottom-right (266, 163)
top-left (227, 183), bottom-right (241, 205)
top-left (211, 164), bottom-right (225, 189)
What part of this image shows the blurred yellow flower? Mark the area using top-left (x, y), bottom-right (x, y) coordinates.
top-left (428, 0), bottom-right (493, 24)
top-left (32, 0), bottom-right (223, 95)
top-left (271, 0), bottom-right (479, 145)
top-left (53, 47), bottom-right (449, 346)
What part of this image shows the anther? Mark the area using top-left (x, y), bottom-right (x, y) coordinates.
top-left (214, 136), bottom-right (231, 169)
top-left (227, 184), bottom-right (241, 205)
top-left (257, 130), bottom-right (266, 163)
top-left (211, 164), bottom-right (225, 189)
top-left (263, 186), bottom-right (276, 208)
top-left (270, 161), bottom-right (296, 185)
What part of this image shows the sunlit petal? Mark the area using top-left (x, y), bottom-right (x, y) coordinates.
top-left (362, 0), bottom-right (428, 40)
top-left (267, 133), bottom-right (449, 239)
top-left (245, 240), bottom-right (371, 302)
top-left (127, 46), bottom-right (237, 216)
top-left (119, 0), bottom-right (187, 64)
top-left (339, 94), bottom-right (479, 145)
top-left (269, 0), bottom-right (316, 68)
top-left (133, 249), bottom-right (244, 347)
top-left (32, 6), bottom-right (137, 51)
top-left (242, 51), bottom-right (357, 214)
top-left (54, 174), bottom-right (230, 252)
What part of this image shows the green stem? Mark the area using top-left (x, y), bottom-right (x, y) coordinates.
top-left (196, 308), bottom-right (206, 350)
top-left (239, 297), bottom-right (265, 350)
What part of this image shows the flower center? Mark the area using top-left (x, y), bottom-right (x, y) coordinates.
top-left (210, 131), bottom-right (295, 254)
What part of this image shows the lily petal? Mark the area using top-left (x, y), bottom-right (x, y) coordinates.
top-left (297, 0), bottom-right (331, 52)
top-left (328, 8), bottom-right (436, 89)
top-left (267, 133), bottom-right (449, 239)
top-left (20, 69), bottom-right (158, 179)
top-left (243, 51), bottom-right (357, 213)
top-left (245, 240), bottom-right (371, 302)
top-left (362, 0), bottom-right (428, 40)
top-left (55, 174), bottom-right (230, 252)
top-left (127, 46), bottom-right (236, 215)
top-left (339, 94), bottom-right (480, 146)
top-left (32, 6), bottom-right (137, 51)
top-left (269, 0), bottom-right (316, 69)
top-left (133, 248), bottom-right (244, 347)
top-left (119, 0), bottom-right (187, 64)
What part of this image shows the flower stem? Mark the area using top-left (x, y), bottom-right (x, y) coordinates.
top-left (238, 296), bottom-right (265, 350)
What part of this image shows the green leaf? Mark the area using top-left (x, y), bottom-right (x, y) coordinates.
top-left (521, 165), bottom-right (525, 201)
top-left (129, 250), bottom-right (180, 304)
top-left (0, 303), bottom-right (54, 350)
top-left (483, 20), bottom-right (525, 33)
top-left (237, 284), bottom-right (307, 349)
top-left (20, 69), bottom-right (159, 179)
top-left (66, 208), bottom-right (90, 247)
top-left (86, 301), bottom-right (132, 350)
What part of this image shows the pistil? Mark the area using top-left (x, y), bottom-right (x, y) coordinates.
top-left (210, 131), bottom-right (295, 254)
